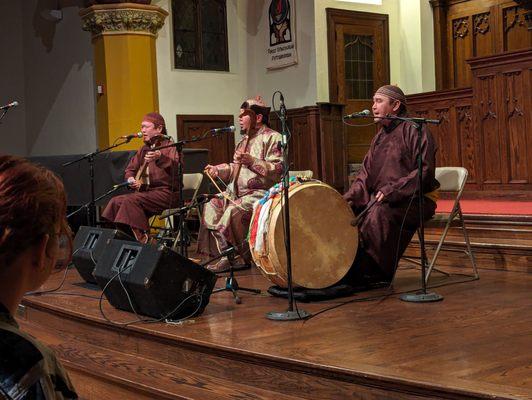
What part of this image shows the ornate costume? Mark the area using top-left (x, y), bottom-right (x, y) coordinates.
top-left (198, 106), bottom-right (283, 269)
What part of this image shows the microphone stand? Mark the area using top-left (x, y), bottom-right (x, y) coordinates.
top-left (266, 93), bottom-right (311, 321)
top-left (63, 138), bottom-right (134, 227)
top-left (349, 112), bottom-right (442, 302)
top-left (0, 109), bottom-right (10, 124)
top-left (153, 132), bottom-right (226, 257)
top-left (67, 184), bottom-right (126, 220)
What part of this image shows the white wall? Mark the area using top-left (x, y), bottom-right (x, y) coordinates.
top-left (0, 0), bottom-right (27, 156)
top-left (250, 0), bottom-right (317, 109)
top-left (22, 0), bottom-right (96, 156)
top-left (154, 0), bottom-right (250, 139)
top-left (398, 0), bottom-right (436, 94)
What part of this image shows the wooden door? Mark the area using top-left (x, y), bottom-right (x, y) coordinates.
top-left (327, 9), bottom-right (390, 164)
top-left (176, 115), bottom-right (235, 166)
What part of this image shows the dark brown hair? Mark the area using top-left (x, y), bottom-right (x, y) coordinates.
top-left (0, 155), bottom-right (71, 267)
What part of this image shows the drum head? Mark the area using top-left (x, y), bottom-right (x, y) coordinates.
top-left (269, 182), bottom-right (358, 289)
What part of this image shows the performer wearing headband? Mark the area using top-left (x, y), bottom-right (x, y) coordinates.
top-left (199, 97), bottom-right (283, 272)
top-left (101, 112), bottom-right (180, 243)
top-left (343, 85), bottom-right (439, 285)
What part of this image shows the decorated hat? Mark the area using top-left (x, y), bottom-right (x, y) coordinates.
top-left (142, 112), bottom-right (167, 134)
top-left (240, 96), bottom-right (271, 125)
top-left (375, 85), bottom-right (407, 105)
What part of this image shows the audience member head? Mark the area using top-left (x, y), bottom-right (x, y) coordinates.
top-left (0, 155), bottom-right (71, 312)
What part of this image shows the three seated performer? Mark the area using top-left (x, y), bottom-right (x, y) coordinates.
top-left (343, 85), bottom-right (440, 286)
top-left (198, 97), bottom-right (283, 272)
top-left (101, 112), bottom-right (180, 243)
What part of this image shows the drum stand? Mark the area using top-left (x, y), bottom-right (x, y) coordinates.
top-left (205, 247), bottom-right (261, 304)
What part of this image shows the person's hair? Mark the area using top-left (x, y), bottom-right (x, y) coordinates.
top-left (0, 155), bottom-right (71, 267)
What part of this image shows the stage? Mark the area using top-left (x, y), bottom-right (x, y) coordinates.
top-left (18, 263), bottom-right (532, 400)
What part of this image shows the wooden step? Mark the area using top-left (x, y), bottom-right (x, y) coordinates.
top-left (406, 214), bottom-right (532, 273)
top-left (20, 320), bottom-right (307, 400)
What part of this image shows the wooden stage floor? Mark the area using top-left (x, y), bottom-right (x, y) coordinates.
top-left (18, 265), bottom-right (532, 400)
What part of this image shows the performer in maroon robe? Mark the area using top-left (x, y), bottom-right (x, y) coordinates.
top-left (343, 85), bottom-right (439, 285)
top-left (101, 113), bottom-right (180, 242)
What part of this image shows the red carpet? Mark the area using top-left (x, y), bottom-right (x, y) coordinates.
top-left (436, 199), bottom-right (532, 215)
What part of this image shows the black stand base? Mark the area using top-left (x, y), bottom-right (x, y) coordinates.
top-left (213, 275), bottom-right (261, 304)
top-left (266, 309), bottom-right (311, 321)
top-left (400, 292), bottom-right (444, 303)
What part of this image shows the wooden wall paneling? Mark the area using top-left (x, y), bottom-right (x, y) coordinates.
top-left (451, 15), bottom-right (473, 87)
top-left (502, 4), bottom-right (532, 52)
top-left (270, 106), bottom-right (321, 177)
top-left (502, 69), bottom-right (528, 184)
top-left (472, 11), bottom-right (494, 57)
top-left (455, 103), bottom-right (480, 186)
top-left (271, 103), bottom-right (347, 192)
top-left (432, 0), bottom-right (532, 90)
top-left (476, 73), bottom-right (503, 184)
top-left (318, 103), bottom-right (347, 191)
top-left (468, 48), bottom-right (532, 191)
top-left (176, 115), bottom-right (235, 167)
top-left (431, 0), bottom-right (449, 90)
top-left (406, 88), bottom-right (482, 189)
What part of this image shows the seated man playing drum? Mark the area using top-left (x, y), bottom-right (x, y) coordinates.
top-left (198, 97), bottom-right (284, 273)
top-left (343, 85), bottom-right (440, 286)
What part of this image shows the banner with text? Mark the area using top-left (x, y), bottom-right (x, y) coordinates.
top-left (267, 0), bottom-right (297, 70)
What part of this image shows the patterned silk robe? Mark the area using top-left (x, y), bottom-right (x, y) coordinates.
top-left (198, 125), bottom-right (283, 261)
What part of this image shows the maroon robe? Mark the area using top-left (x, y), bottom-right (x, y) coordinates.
top-left (101, 139), bottom-right (181, 231)
top-left (343, 118), bottom-right (439, 281)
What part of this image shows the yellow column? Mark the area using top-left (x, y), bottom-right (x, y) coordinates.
top-left (80, 4), bottom-right (168, 150)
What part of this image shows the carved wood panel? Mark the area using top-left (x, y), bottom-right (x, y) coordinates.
top-left (476, 74), bottom-right (502, 184)
top-left (502, 5), bottom-right (532, 52)
top-left (432, 0), bottom-right (531, 90)
top-left (468, 48), bottom-right (532, 192)
top-left (501, 70), bottom-right (528, 183)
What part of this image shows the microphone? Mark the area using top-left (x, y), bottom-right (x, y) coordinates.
top-left (113, 181), bottom-right (131, 189)
top-left (211, 126), bottom-right (235, 134)
top-left (120, 132), bottom-right (143, 140)
top-left (344, 109), bottom-right (371, 119)
top-left (0, 101), bottom-right (19, 110)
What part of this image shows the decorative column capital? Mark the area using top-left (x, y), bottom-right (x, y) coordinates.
top-left (80, 3), bottom-right (168, 38)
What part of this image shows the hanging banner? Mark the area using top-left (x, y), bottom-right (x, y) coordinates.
top-left (267, 0), bottom-right (297, 70)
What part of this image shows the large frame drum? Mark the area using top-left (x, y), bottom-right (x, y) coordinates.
top-left (250, 181), bottom-right (358, 289)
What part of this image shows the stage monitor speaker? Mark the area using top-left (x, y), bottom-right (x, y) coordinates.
top-left (72, 226), bottom-right (134, 284)
top-left (93, 240), bottom-right (217, 320)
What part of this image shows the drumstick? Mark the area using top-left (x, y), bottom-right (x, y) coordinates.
top-left (351, 197), bottom-right (377, 227)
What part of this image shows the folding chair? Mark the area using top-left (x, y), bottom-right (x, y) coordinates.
top-left (150, 173), bottom-right (204, 248)
top-left (415, 167), bottom-right (479, 283)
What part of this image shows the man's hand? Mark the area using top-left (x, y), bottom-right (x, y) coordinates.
top-left (204, 164), bottom-right (218, 178)
top-left (233, 150), bottom-right (254, 166)
top-left (376, 191), bottom-right (385, 202)
top-left (144, 150), bottom-right (162, 163)
top-left (127, 177), bottom-right (141, 190)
